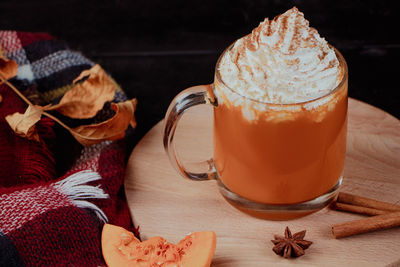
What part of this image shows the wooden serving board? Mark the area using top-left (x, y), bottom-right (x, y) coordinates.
top-left (125, 98), bottom-right (400, 266)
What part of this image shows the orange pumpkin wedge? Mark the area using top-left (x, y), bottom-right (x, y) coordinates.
top-left (101, 224), bottom-right (216, 267)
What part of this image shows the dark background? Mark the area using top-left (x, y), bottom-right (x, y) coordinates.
top-left (1, 0), bottom-right (399, 146)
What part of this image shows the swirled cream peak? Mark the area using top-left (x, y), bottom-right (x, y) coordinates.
top-left (218, 7), bottom-right (341, 104)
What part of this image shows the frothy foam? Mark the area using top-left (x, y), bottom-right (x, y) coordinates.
top-left (218, 7), bottom-right (341, 105)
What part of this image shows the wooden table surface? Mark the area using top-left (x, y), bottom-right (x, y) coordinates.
top-left (125, 98), bottom-right (400, 266)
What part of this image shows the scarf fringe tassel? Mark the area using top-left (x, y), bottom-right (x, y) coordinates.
top-left (55, 170), bottom-right (109, 223)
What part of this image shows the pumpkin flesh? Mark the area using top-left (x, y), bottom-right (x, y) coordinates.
top-left (101, 224), bottom-right (216, 267)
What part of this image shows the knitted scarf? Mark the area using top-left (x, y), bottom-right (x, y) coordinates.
top-left (0, 31), bottom-right (137, 266)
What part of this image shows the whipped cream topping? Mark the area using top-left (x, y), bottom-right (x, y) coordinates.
top-left (218, 7), bottom-right (341, 104)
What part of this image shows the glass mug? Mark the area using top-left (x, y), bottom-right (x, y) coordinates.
top-left (164, 45), bottom-right (348, 220)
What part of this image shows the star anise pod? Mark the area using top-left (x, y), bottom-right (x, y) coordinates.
top-left (271, 226), bottom-right (312, 258)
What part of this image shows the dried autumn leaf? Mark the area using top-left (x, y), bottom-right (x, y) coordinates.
top-left (0, 45), bottom-right (18, 80)
top-left (70, 98), bottom-right (137, 146)
top-left (5, 105), bottom-right (45, 142)
top-left (47, 64), bottom-right (116, 119)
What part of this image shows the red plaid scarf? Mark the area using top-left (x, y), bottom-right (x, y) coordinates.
top-left (0, 31), bottom-right (138, 266)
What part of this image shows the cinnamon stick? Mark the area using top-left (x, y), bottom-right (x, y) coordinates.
top-left (337, 192), bottom-right (400, 212)
top-left (332, 211), bottom-right (400, 239)
top-left (331, 202), bottom-right (390, 216)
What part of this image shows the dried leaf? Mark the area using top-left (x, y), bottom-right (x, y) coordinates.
top-left (47, 64), bottom-right (116, 119)
top-left (0, 46), bottom-right (18, 80)
top-left (70, 98), bottom-right (137, 146)
top-left (5, 105), bottom-right (45, 142)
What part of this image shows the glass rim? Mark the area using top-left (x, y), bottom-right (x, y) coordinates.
top-left (214, 43), bottom-right (348, 107)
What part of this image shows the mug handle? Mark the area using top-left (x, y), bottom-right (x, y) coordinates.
top-left (163, 85), bottom-right (218, 181)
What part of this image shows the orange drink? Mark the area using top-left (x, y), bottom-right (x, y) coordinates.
top-left (213, 54), bottom-right (348, 204)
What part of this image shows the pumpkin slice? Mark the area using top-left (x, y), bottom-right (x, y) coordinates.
top-left (101, 224), bottom-right (216, 267)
